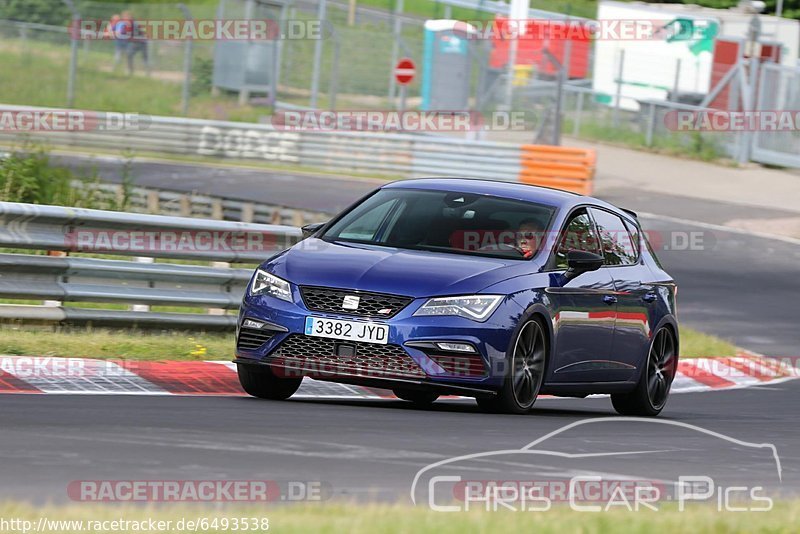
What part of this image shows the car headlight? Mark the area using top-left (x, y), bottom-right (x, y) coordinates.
top-left (250, 269), bottom-right (292, 302)
top-left (413, 295), bottom-right (503, 321)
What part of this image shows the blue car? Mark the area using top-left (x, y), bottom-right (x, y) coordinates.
top-left (235, 178), bottom-right (678, 416)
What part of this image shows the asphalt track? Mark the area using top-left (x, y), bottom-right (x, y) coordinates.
top-left (3, 154), bottom-right (799, 504)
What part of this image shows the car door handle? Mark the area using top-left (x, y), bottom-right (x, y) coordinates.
top-left (642, 292), bottom-right (657, 303)
top-left (603, 295), bottom-right (617, 305)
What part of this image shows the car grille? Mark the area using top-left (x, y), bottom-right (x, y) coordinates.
top-left (272, 334), bottom-right (426, 378)
top-left (236, 327), bottom-right (275, 351)
top-left (300, 286), bottom-right (413, 319)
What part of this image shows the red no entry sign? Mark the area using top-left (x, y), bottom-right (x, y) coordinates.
top-left (394, 58), bottom-right (416, 85)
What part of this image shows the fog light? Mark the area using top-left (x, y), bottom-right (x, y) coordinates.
top-left (435, 342), bottom-right (476, 353)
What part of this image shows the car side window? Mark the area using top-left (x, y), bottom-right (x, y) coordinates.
top-left (554, 209), bottom-right (601, 269)
top-left (623, 218), bottom-right (641, 259)
top-left (589, 208), bottom-right (638, 266)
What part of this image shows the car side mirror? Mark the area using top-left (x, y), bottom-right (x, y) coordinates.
top-left (301, 222), bottom-right (326, 239)
top-left (565, 250), bottom-right (604, 281)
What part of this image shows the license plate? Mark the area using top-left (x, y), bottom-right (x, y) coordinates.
top-left (304, 317), bottom-right (388, 345)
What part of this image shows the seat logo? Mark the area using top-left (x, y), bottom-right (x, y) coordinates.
top-left (342, 295), bottom-right (360, 310)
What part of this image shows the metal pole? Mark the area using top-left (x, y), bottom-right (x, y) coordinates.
top-left (309, 0), bottom-right (327, 109)
top-left (399, 84), bottom-right (407, 113)
top-left (63, 0), bottom-right (79, 108)
top-left (348, 0), bottom-right (357, 26)
top-left (573, 91), bottom-right (584, 137)
top-left (388, 0), bottom-right (404, 105)
top-left (613, 49), bottom-right (624, 127)
top-left (672, 58), bottom-right (681, 101)
top-left (645, 102), bottom-right (656, 147)
top-left (178, 4), bottom-right (193, 116)
top-left (329, 32), bottom-right (340, 110)
top-left (776, 0), bottom-right (784, 18)
top-left (552, 40), bottom-right (571, 146)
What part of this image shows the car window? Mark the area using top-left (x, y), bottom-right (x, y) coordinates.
top-left (334, 197), bottom-right (398, 241)
top-left (322, 188), bottom-right (557, 260)
top-left (622, 218), bottom-right (641, 258)
top-left (589, 208), bottom-right (638, 266)
top-left (554, 209), bottom-right (601, 269)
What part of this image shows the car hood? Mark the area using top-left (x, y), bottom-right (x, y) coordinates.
top-left (263, 238), bottom-right (535, 298)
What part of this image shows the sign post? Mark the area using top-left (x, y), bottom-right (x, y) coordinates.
top-left (394, 57), bottom-right (416, 113)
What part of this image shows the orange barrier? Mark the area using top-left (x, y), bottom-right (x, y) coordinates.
top-left (518, 144), bottom-right (597, 195)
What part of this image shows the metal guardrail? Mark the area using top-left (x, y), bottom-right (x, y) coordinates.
top-left (0, 202), bottom-right (303, 330)
top-left (0, 104), bottom-right (523, 182)
top-left (72, 181), bottom-right (328, 225)
top-left (0, 201), bottom-right (301, 262)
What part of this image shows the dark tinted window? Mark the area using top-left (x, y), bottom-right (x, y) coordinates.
top-left (589, 208), bottom-right (638, 266)
top-left (322, 188), bottom-right (556, 260)
top-left (554, 209), bottom-right (601, 269)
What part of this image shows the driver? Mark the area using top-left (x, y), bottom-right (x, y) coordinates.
top-left (516, 219), bottom-right (545, 259)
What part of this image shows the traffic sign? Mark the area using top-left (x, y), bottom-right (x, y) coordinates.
top-left (394, 58), bottom-right (416, 85)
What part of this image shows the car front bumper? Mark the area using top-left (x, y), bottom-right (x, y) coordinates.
top-left (235, 290), bottom-right (523, 392)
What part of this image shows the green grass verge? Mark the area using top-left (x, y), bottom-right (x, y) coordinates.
top-left (0, 500), bottom-right (797, 533)
top-left (0, 325), bottom-right (736, 361)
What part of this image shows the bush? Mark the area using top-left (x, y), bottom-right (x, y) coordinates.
top-left (0, 145), bottom-right (102, 207)
top-left (0, 0), bottom-right (71, 25)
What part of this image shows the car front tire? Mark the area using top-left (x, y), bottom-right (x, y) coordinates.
top-left (477, 318), bottom-right (547, 415)
top-left (393, 388), bottom-right (439, 406)
top-left (237, 363), bottom-right (302, 400)
top-left (611, 326), bottom-right (677, 417)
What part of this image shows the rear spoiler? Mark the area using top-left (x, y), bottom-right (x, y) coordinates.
top-left (620, 208), bottom-right (638, 219)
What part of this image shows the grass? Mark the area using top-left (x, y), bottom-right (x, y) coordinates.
top-left (0, 500), bottom-right (798, 533)
top-left (0, 325), bottom-right (736, 361)
top-left (0, 326), bottom-right (233, 361)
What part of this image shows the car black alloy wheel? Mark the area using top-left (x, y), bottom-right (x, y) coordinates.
top-left (478, 319), bottom-right (547, 414)
top-left (611, 327), bottom-right (677, 416)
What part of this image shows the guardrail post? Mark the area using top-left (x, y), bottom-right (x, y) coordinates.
top-left (179, 195), bottom-right (192, 217)
top-left (211, 199), bottom-right (224, 220)
top-left (241, 203), bottom-right (254, 223)
top-left (131, 257), bottom-right (154, 313)
top-left (146, 191), bottom-right (160, 214)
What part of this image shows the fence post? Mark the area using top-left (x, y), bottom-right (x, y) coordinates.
top-left (63, 0), bottom-right (80, 108)
top-left (309, 0), bottom-right (327, 109)
top-left (573, 90), bottom-right (584, 137)
top-left (552, 40), bottom-right (571, 146)
top-left (178, 4), bottom-right (194, 116)
top-left (672, 58), bottom-right (681, 99)
top-left (329, 30), bottom-right (340, 110)
top-left (388, 0), bottom-right (404, 105)
top-left (645, 102), bottom-right (656, 147)
top-left (613, 49), bottom-right (624, 127)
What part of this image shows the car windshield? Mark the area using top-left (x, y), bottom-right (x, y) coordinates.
top-left (321, 188), bottom-right (557, 260)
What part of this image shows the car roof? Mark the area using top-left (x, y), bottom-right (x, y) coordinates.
top-left (382, 178), bottom-right (627, 216)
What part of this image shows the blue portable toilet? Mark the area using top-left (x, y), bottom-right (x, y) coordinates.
top-left (421, 20), bottom-right (477, 111)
